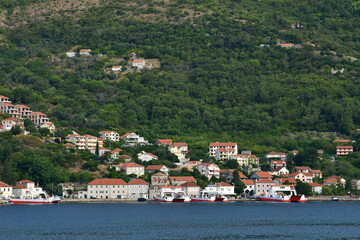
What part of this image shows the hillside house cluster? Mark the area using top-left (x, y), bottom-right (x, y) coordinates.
top-left (0, 95), bottom-right (55, 132)
top-left (65, 133), bottom-right (103, 150)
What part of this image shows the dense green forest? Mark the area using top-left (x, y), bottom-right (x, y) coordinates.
top-left (0, 0), bottom-right (360, 186)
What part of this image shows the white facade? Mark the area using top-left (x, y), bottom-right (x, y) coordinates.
top-left (271, 167), bottom-right (289, 176)
top-left (204, 182), bottom-right (235, 196)
top-left (12, 180), bottom-right (43, 198)
top-left (79, 49), bottom-right (91, 56)
top-left (266, 152), bottom-right (287, 160)
top-left (112, 66), bottom-right (122, 72)
top-left (289, 172), bottom-right (313, 183)
top-left (209, 142), bottom-right (238, 160)
top-left (121, 133), bottom-right (148, 144)
top-left (255, 179), bottom-right (276, 196)
top-left (196, 163), bottom-right (220, 180)
top-left (242, 180), bottom-right (255, 195)
top-left (169, 142), bottom-right (188, 163)
top-left (132, 59), bottom-right (146, 69)
top-left (137, 151), bottom-right (158, 162)
top-left (28, 112), bottom-right (50, 126)
top-left (127, 179), bottom-right (149, 199)
top-left (66, 52), bottom-right (76, 57)
top-left (87, 179), bottom-right (127, 199)
top-left (111, 148), bottom-right (123, 159)
top-left (230, 154), bottom-right (259, 167)
top-left (0, 181), bottom-right (12, 199)
top-left (99, 131), bottom-right (120, 142)
top-left (90, 147), bottom-right (111, 156)
top-left (116, 163), bottom-right (145, 177)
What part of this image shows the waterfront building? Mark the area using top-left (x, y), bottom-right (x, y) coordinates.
top-left (0, 181), bottom-right (12, 199)
top-left (127, 179), bottom-right (149, 199)
top-left (255, 179), bottom-right (276, 196)
top-left (197, 163), bottom-right (220, 180)
top-left (87, 179), bottom-right (127, 199)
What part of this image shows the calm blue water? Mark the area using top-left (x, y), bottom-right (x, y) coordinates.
top-left (0, 201), bottom-right (360, 240)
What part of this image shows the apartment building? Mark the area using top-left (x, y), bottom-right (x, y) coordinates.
top-left (99, 131), bottom-right (120, 142)
top-left (209, 142), bottom-right (238, 160)
top-left (87, 179), bottom-right (127, 199)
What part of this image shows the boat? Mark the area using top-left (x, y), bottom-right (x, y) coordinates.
top-left (331, 197), bottom-right (339, 201)
top-left (172, 193), bottom-right (191, 202)
top-left (259, 185), bottom-right (307, 202)
top-left (154, 194), bottom-right (173, 202)
top-left (215, 195), bottom-right (230, 202)
top-left (191, 191), bottom-right (216, 202)
top-left (10, 193), bottom-right (62, 204)
top-left (137, 197), bottom-right (146, 202)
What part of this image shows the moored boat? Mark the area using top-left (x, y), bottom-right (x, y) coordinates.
top-left (191, 191), bottom-right (216, 202)
top-left (10, 195), bottom-right (62, 204)
top-left (154, 195), bottom-right (173, 202)
top-left (215, 195), bottom-right (230, 202)
top-left (173, 194), bottom-right (191, 202)
top-left (259, 185), bottom-right (307, 202)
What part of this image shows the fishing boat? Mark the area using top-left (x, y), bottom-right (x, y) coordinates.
top-left (191, 191), bottom-right (216, 202)
top-left (154, 194), bottom-right (173, 202)
top-left (215, 195), bottom-right (230, 202)
top-left (259, 185), bottom-right (307, 202)
top-left (172, 193), bottom-right (191, 202)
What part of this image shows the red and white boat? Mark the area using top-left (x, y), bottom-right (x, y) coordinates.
top-left (191, 191), bottom-right (216, 202)
top-left (215, 195), bottom-right (230, 202)
top-left (259, 185), bottom-right (307, 202)
top-left (172, 194), bottom-right (191, 202)
top-left (154, 194), bottom-right (174, 202)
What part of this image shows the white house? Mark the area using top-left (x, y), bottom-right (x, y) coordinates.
top-left (127, 179), bottom-right (149, 199)
top-left (169, 176), bottom-right (196, 186)
top-left (132, 59), bottom-right (146, 69)
top-left (270, 161), bottom-right (286, 170)
top-left (336, 146), bottom-right (353, 156)
top-left (196, 163), bottom-right (220, 180)
top-left (40, 122), bottom-right (56, 133)
top-left (12, 180), bottom-right (43, 198)
top-left (155, 139), bottom-right (173, 146)
top-left (137, 151), bottom-right (158, 162)
top-left (181, 182), bottom-right (200, 197)
top-left (241, 180), bottom-right (255, 195)
top-left (145, 165), bottom-right (169, 175)
top-left (270, 167), bottom-right (289, 176)
top-left (112, 66), bottom-right (122, 72)
top-left (266, 152), bottom-right (287, 160)
top-left (59, 183), bottom-right (74, 198)
top-left (66, 52), bottom-right (76, 57)
top-left (90, 147), bottom-right (111, 157)
top-left (120, 133), bottom-right (148, 145)
top-left (87, 179), bottom-right (127, 199)
top-left (116, 163), bottom-right (145, 177)
top-left (169, 142), bottom-right (188, 163)
top-left (289, 172), bottom-right (313, 183)
top-left (79, 49), bottom-right (91, 56)
top-left (99, 131), bottom-right (120, 142)
top-left (251, 172), bottom-right (273, 182)
top-left (1, 118), bottom-right (24, 131)
top-left (204, 182), bottom-right (235, 196)
top-left (0, 181), bottom-right (12, 199)
top-left (209, 142), bottom-right (238, 160)
top-left (255, 179), bottom-right (276, 196)
top-left (230, 154), bottom-right (259, 167)
top-left (111, 148), bottom-right (123, 159)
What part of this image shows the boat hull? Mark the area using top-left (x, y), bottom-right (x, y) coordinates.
top-left (259, 195), bottom-right (307, 202)
top-left (10, 199), bottom-right (61, 204)
top-left (154, 197), bottom-right (173, 202)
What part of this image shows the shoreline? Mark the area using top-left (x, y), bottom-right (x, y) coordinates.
top-left (60, 195), bottom-right (360, 203)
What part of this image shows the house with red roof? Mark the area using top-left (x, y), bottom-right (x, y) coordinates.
top-left (242, 179), bottom-right (255, 195)
top-left (12, 180), bottom-right (43, 198)
top-left (169, 176), bottom-right (196, 186)
top-left (132, 58), bottom-right (146, 69)
top-left (209, 142), bottom-right (238, 160)
top-left (333, 139), bottom-right (351, 143)
top-left (110, 148), bottom-right (123, 159)
top-left (14, 105), bottom-right (32, 117)
top-left (28, 112), bottom-right (50, 126)
top-left (40, 122), bottom-right (56, 133)
top-left (311, 170), bottom-right (322, 179)
top-left (66, 133), bottom-right (103, 150)
top-left (309, 183), bottom-right (324, 194)
top-left (205, 182), bottom-right (235, 196)
top-left (118, 154), bottom-right (133, 162)
top-left (0, 102), bottom-right (21, 118)
top-left (0, 181), bottom-right (12, 199)
top-left (169, 142), bottom-right (188, 163)
top-left (145, 165), bottom-right (169, 175)
top-left (270, 161), bottom-right (286, 170)
top-left (115, 163), bottom-right (145, 177)
top-left (266, 152), bottom-right (287, 160)
top-left (1, 118), bottom-right (24, 131)
top-left (274, 178), bottom-right (296, 186)
top-left (324, 176), bottom-right (346, 187)
top-left (288, 172), bottom-right (313, 183)
top-left (99, 131), bottom-right (120, 142)
top-left (251, 172), bottom-right (273, 182)
top-left (350, 180), bottom-right (360, 190)
top-left (87, 179), bottom-right (127, 199)
top-left (255, 179), bottom-right (276, 196)
top-left (0, 95), bottom-right (11, 103)
top-left (197, 163), bottom-right (220, 180)
top-left (120, 132), bottom-right (148, 145)
top-left (291, 150), bottom-right (299, 155)
top-left (270, 167), bottom-right (289, 176)
top-left (155, 139), bottom-right (173, 146)
top-left (137, 151), bottom-right (158, 162)
top-left (220, 169), bottom-right (247, 183)
top-left (127, 179), bottom-right (149, 199)
top-left (79, 49), bottom-right (91, 56)
top-left (336, 146), bottom-right (353, 156)
top-left (293, 166), bottom-right (312, 173)
top-left (181, 182), bottom-right (200, 196)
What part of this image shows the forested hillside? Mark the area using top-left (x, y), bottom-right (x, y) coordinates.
top-left (1, 0), bottom-right (360, 186)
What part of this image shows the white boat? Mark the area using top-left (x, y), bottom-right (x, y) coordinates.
top-left (10, 192), bottom-right (62, 204)
top-left (191, 191), bottom-right (216, 202)
top-left (259, 185), bottom-right (307, 202)
top-left (154, 194), bottom-right (173, 202)
top-left (173, 193), bottom-right (191, 202)
top-left (215, 195), bottom-right (230, 202)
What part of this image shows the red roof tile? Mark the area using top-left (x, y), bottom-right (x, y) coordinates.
top-left (111, 148), bottom-right (123, 154)
top-left (216, 182), bottom-right (233, 187)
top-left (128, 179), bottom-right (148, 185)
top-left (88, 179), bottom-right (127, 185)
top-left (146, 165), bottom-right (165, 171)
top-left (169, 176), bottom-right (196, 182)
top-left (157, 139), bottom-right (173, 145)
top-left (0, 181), bottom-right (11, 187)
top-left (181, 182), bottom-right (199, 187)
top-left (121, 163), bottom-right (143, 168)
top-left (16, 180), bottom-right (34, 184)
top-left (256, 179), bottom-right (275, 184)
top-left (13, 184), bottom-right (26, 189)
top-left (210, 142), bottom-right (237, 147)
top-left (255, 172), bottom-right (272, 178)
top-left (242, 180), bottom-right (255, 185)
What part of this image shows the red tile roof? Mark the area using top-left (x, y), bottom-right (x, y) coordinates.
top-left (309, 183), bottom-right (324, 187)
top-left (169, 176), bottom-right (196, 182)
top-left (63, 143), bottom-right (75, 147)
top-left (145, 152), bottom-right (158, 158)
top-left (170, 142), bottom-right (188, 147)
top-left (256, 179), bottom-right (275, 184)
top-left (210, 142), bottom-right (237, 147)
top-left (121, 163), bottom-right (143, 168)
top-left (15, 105), bottom-right (29, 108)
top-left (181, 182), bottom-right (199, 187)
top-left (241, 180), bottom-right (255, 185)
top-left (336, 146), bottom-right (353, 149)
top-left (13, 184), bottom-right (27, 189)
top-left (119, 154), bottom-right (132, 160)
top-left (120, 133), bottom-right (133, 138)
top-left (128, 179), bottom-right (148, 185)
top-left (16, 180), bottom-right (34, 184)
top-left (157, 139), bottom-right (173, 145)
top-left (294, 166), bottom-right (311, 170)
top-left (255, 172), bottom-right (272, 178)
top-left (83, 134), bottom-right (96, 138)
top-left (100, 131), bottom-right (118, 134)
top-left (333, 139), bottom-right (351, 143)
top-left (3, 117), bottom-right (22, 122)
top-left (271, 161), bottom-right (286, 165)
top-left (311, 170), bottom-right (322, 173)
top-left (267, 152), bottom-right (286, 155)
top-left (88, 179), bottom-right (127, 185)
top-left (146, 165), bottom-right (165, 171)
top-left (111, 148), bottom-right (123, 154)
top-left (216, 182), bottom-right (233, 187)
top-left (0, 95), bottom-right (9, 99)
top-left (0, 181), bottom-right (11, 187)
top-left (275, 178), bottom-right (296, 184)
top-left (80, 49), bottom-right (91, 52)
